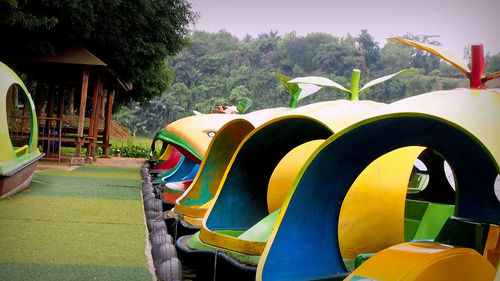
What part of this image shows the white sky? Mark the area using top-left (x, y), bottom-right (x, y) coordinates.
top-left (187, 0), bottom-right (500, 59)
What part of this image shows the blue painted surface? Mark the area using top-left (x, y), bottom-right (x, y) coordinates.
top-left (206, 117), bottom-right (333, 232)
top-left (262, 115), bottom-right (499, 280)
top-left (154, 155), bottom-right (185, 184)
top-left (182, 119), bottom-right (255, 206)
top-left (160, 157), bottom-right (199, 184)
top-left (181, 164), bottom-right (200, 181)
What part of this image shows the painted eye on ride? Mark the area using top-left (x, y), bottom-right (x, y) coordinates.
top-left (206, 131), bottom-right (216, 138)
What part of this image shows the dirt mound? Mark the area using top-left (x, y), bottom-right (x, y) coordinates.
top-left (109, 119), bottom-right (132, 140)
top-left (61, 115), bottom-right (132, 140)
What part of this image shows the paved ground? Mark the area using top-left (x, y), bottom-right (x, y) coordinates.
top-left (0, 159), bottom-right (153, 281)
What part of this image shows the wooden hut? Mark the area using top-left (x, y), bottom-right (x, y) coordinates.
top-left (8, 47), bottom-right (131, 163)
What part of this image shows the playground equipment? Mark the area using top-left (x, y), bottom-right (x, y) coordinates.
top-left (149, 72), bottom-right (322, 167)
top-left (257, 40), bottom-right (500, 281)
top-left (142, 76), bottom-right (327, 280)
top-left (153, 107), bottom-right (289, 205)
top-left (0, 61), bottom-right (43, 199)
top-left (148, 76), bottom-right (327, 207)
top-left (170, 69), bottom-right (414, 232)
top-left (175, 69), bottom-right (420, 280)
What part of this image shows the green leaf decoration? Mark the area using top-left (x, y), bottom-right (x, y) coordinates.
top-left (388, 38), bottom-right (470, 77)
top-left (359, 69), bottom-right (415, 94)
top-left (297, 83), bottom-right (322, 100)
top-left (237, 98), bottom-right (252, 114)
top-left (288, 76), bottom-right (351, 95)
top-left (275, 73), bottom-right (299, 96)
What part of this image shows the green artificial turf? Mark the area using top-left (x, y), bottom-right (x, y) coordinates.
top-left (37, 167), bottom-right (141, 181)
top-left (74, 166), bottom-right (141, 173)
top-left (27, 177), bottom-right (141, 200)
top-left (33, 173), bottom-right (141, 189)
top-left (0, 166), bottom-right (152, 280)
top-left (0, 219), bottom-right (147, 266)
top-left (0, 195), bottom-right (143, 225)
top-left (26, 166), bottom-right (142, 200)
top-left (0, 263), bottom-right (151, 281)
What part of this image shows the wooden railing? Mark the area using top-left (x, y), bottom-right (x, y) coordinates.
top-left (37, 117), bottom-right (62, 164)
top-left (8, 116), bottom-right (62, 164)
top-left (8, 116), bottom-right (110, 163)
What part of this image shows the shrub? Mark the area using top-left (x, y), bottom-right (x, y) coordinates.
top-left (110, 144), bottom-right (150, 158)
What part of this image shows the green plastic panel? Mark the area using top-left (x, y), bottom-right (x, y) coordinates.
top-left (238, 209), bottom-right (280, 243)
top-left (404, 199), bottom-right (430, 241)
top-left (413, 203), bottom-right (455, 240)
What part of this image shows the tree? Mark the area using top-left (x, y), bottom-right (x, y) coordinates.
top-left (229, 85), bottom-right (250, 104)
top-left (403, 34), bottom-right (441, 74)
top-left (485, 52), bottom-right (500, 74)
top-left (0, 0), bottom-right (198, 106)
top-left (115, 30), bottom-right (467, 136)
top-left (356, 29), bottom-right (380, 75)
top-left (379, 42), bottom-right (412, 74)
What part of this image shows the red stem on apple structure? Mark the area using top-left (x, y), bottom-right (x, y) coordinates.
top-left (470, 44), bottom-right (486, 89)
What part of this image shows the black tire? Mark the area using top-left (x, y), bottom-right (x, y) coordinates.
top-left (152, 242), bottom-right (178, 261)
top-left (150, 227), bottom-right (169, 238)
top-left (142, 184), bottom-right (154, 194)
top-left (143, 187), bottom-right (154, 196)
top-left (146, 210), bottom-right (163, 220)
top-left (147, 218), bottom-right (167, 232)
top-left (153, 185), bottom-right (162, 196)
top-left (150, 229), bottom-right (173, 245)
top-left (144, 198), bottom-right (163, 212)
top-left (143, 192), bottom-right (155, 200)
top-left (142, 182), bottom-right (153, 188)
top-left (155, 257), bottom-right (183, 281)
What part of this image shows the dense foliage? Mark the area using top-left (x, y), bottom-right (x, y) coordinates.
top-left (109, 144), bottom-right (150, 158)
top-left (0, 0), bottom-right (198, 105)
top-left (118, 30), bottom-right (498, 137)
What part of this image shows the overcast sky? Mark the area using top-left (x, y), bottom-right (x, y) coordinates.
top-left (187, 0), bottom-right (500, 59)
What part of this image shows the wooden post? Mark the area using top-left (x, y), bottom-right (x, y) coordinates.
top-left (76, 68), bottom-right (89, 157)
top-left (91, 89), bottom-right (104, 158)
top-left (46, 83), bottom-right (55, 131)
top-left (100, 89), bottom-right (107, 119)
top-left (68, 87), bottom-right (75, 114)
top-left (12, 83), bottom-right (18, 111)
top-left (57, 89), bottom-right (65, 154)
top-left (103, 89), bottom-right (115, 157)
top-left (20, 78), bottom-right (32, 133)
top-left (35, 82), bottom-right (44, 117)
top-left (86, 75), bottom-right (102, 157)
top-left (21, 99), bottom-right (28, 133)
top-left (43, 83), bottom-right (55, 155)
top-left (58, 89), bottom-right (64, 120)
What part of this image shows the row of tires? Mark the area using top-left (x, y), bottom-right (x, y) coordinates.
top-left (141, 162), bottom-right (183, 281)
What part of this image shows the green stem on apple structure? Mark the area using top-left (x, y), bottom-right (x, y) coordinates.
top-left (350, 69), bottom-right (361, 101)
top-left (289, 88), bottom-right (302, 108)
